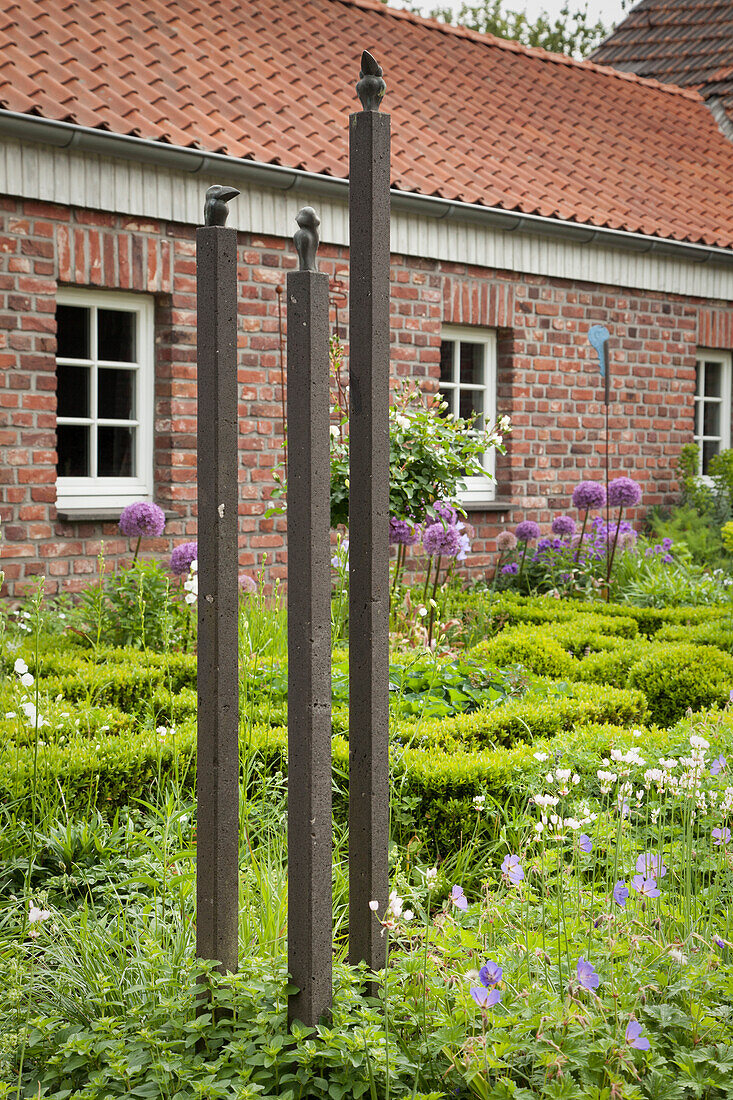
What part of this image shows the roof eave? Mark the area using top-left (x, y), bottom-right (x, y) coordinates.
top-left (1, 109), bottom-right (731, 266)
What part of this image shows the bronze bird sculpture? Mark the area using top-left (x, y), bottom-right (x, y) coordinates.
top-left (294, 207), bottom-right (320, 272)
top-left (204, 185), bottom-right (240, 226)
top-left (356, 50), bottom-right (386, 111)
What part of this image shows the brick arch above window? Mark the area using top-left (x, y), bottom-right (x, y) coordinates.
top-left (441, 277), bottom-right (514, 329)
top-left (698, 308), bottom-right (733, 351)
top-left (56, 221), bottom-right (173, 294)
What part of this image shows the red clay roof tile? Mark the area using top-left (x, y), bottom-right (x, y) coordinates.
top-left (0, 0), bottom-right (732, 248)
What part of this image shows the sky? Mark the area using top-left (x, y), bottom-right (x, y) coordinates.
top-left (388, 0), bottom-right (630, 37)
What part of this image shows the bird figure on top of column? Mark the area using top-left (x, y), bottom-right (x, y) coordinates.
top-left (356, 50), bottom-right (386, 111)
top-left (294, 207), bottom-right (320, 272)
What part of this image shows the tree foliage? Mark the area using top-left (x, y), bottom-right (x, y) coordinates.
top-left (424, 0), bottom-right (616, 59)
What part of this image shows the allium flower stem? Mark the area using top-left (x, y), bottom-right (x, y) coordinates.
top-left (518, 540), bottom-right (529, 582)
top-left (605, 505), bottom-right (624, 585)
top-left (132, 534), bottom-right (142, 564)
top-left (427, 555), bottom-right (443, 646)
top-left (575, 508), bottom-right (590, 564)
top-left (422, 555), bottom-right (433, 603)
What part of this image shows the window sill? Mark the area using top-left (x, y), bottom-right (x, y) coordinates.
top-left (56, 508), bottom-right (177, 523)
top-left (461, 497), bottom-right (512, 513)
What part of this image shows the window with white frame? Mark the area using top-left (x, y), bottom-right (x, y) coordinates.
top-left (694, 350), bottom-right (732, 477)
top-left (55, 289), bottom-right (154, 512)
top-left (439, 326), bottom-right (497, 505)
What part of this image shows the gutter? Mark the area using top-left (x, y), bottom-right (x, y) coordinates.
top-left (1, 109), bottom-right (731, 267)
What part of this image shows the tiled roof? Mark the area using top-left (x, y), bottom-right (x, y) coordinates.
top-left (592, 0), bottom-right (733, 125)
top-left (2, 0), bottom-right (733, 249)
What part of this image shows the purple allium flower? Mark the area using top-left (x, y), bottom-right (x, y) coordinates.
top-left (619, 529), bottom-right (638, 549)
top-left (625, 1019), bottom-right (650, 1050)
top-left (576, 957), bottom-right (600, 990)
top-left (433, 500), bottom-right (458, 525)
top-left (608, 476), bottom-right (642, 509)
top-left (450, 884), bottom-right (468, 911)
top-left (630, 874), bottom-right (660, 898)
top-left (389, 517), bottom-right (421, 546)
top-left (479, 959), bottom-right (503, 987)
top-left (578, 833), bottom-right (593, 854)
top-left (170, 541), bottom-right (198, 575)
top-left (572, 481), bottom-right (606, 510)
top-left (635, 852), bottom-right (667, 879)
top-left (711, 754), bottom-right (727, 776)
top-left (238, 573), bottom-right (257, 593)
top-left (423, 522), bottom-right (463, 558)
top-left (496, 530), bottom-right (517, 552)
top-left (515, 520), bottom-right (541, 543)
top-left (470, 986), bottom-right (502, 1008)
top-left (713, 827), bottom-right (731, 846)
top-left (501, 854), bottom-right (524, 886)
top-left (501, 562), bottom-right (519, 575)
top-left (552, 515), bottom-right (576, 538)
top-left (119, 501), bottom-right (165, 538)
top-left (613, 880), bottom-right (629, 908)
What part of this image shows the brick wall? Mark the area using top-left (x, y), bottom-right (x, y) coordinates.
top-left (1, 194), bottom-right (731, 597)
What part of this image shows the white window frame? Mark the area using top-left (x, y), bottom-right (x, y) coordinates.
top-left (55, 288), bottom-right (154, 511)
top-left (439, 325), bottom-right (497, 506)
top-left (694, 349), bottom-right (732, 479)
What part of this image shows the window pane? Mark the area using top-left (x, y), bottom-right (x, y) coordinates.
top-left (98, 426), bottom-right (134, 477)
top-left (98, 309), bottom-right (135, 362)
top-left (704, 362), bottom-right (722, 398)
top-left (703, 400), bottom-right (721, 437)
top-left (98, 368), bottom-right (134, 420)
top-left (57, 364), bottom-right (90, 418)
top-left (57, 424), bottom-right (90, 477)
top-left (460, 342), bottom-right (484, 385)
top-left (56, 305), bottom-right (90, 360)
top-left (459, 387), bottom-right (484, 425)
top-left (439, 342), bottom-right (454, 384)
top-left (703, 439), bottom-right (720, 475)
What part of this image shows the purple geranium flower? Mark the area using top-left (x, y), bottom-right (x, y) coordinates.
top-left (451, 884), bottom-right (468, 911)
top-left (119, 501), bottom-right (165, 538)
top-left (635, 852), bottom-right (667, 879)
top-left (501, 562), bottom-right (519, 575)
top-left (630, 875), bottom-right (661, 898)
top-left (389, 517), bottom-right (421, 546)
top-left (608, 477), bottom-right (642, 509)
top-left (515, 520), bottom-right (540, 543)
top-left (713, 827), bottom-right (731, 846)
top-left (501, 854), bottom-right (524, 886)
top-left (572, 481), bottom-right (606, 510)
top-left (578, 834), bottom-right (593, 854)
top-left (479, 959), bottom-right (503, 987)
top-left (552, 515), bottom-right (576, 538)
top-left (496, 530), bottom-right (517, 552)
top-left (423, 522), bottom-right (463, 558)
top-left (470, 986), bottom-right (502, 1008)
top-left (711, 754), bottom-right (727, 776)
top-left (576, 957), bottom-right (600, 990)
top-left (170, 541), bottom-right (198, 576)
top-left (613, 880), bottom-right (629, 908)
top-left (715, 936), bottom-right (727, 949)
top-left (625, 1019), bottom-right (650, 1050)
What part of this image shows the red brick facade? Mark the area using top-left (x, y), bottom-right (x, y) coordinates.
top-left (1, 194), bottom-right (732, 597)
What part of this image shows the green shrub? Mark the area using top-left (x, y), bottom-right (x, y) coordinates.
top-left (470, 627), bottom-right (580, 678)
top-left (393, 681), bottom-right (647, 750)
top-left (656, 622), bottom-right (733, 654)
top-left (627, 643), bottom-right (733, 726)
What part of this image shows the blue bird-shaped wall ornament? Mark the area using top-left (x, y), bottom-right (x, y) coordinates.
top-left (588, 325), bottom-right (610, 377)
top-left (588, 324), bottom-right (611, 405)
